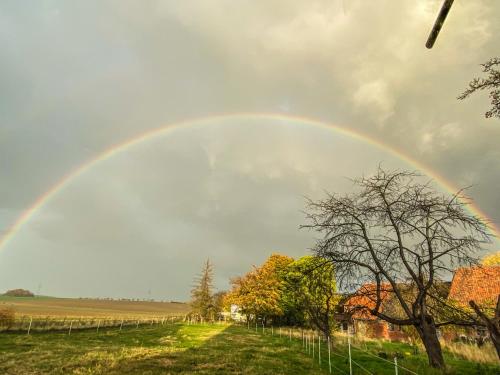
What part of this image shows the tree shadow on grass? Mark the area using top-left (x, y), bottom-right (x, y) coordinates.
top-left (2, 324), bottom-right (499, 375)
top-left (108, 324), bottom-right (320, 375)
top-left (0, 323), bottom-right (186, 375)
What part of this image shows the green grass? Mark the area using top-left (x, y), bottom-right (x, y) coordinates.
top-left (0, 323), bottom-right (498, 374)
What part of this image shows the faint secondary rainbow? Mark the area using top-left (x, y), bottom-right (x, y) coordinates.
top-left (1, 112), bottom-right (498, 250)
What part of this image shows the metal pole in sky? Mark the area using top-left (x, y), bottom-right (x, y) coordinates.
top-left (426, 0), bottom-right (455, 49)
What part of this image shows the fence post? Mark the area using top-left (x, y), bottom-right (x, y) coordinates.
top-left (394, 356), bottom-right (399, 375)
top-left (348, 331), bottom-right (352, 375)
top-left (271, 326), bottom-right (274, 336)
top-left (318, 334), bottom-right (321, 366)
top-left (68, 320), bottom-right (73, 335)
top-left (120, 319), bottom-right (124, 331)
top-left (328, 336), bottom-right (331, 374)
top-left (312, 333), bottom-right (315, 359)
top-left (27, 316), bottom-right (33, 335)
top-left (136, 320), bottom-right (139, 329)
top-left (97, 320), bottom-right (101, 334)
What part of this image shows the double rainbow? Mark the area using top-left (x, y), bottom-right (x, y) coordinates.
top-left (1, 113), bottom-right (498, 250)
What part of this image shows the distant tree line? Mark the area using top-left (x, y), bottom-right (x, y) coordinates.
top-left (3, 289), bottom-right (34, 297)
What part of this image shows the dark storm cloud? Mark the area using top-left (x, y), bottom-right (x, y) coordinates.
top-left (1, 1), bottom-right (499, 299)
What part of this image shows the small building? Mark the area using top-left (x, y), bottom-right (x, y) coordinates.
top-left (339, 283), bottom-right (409, 341)
top-left (337, 266), bottom-right (500, 342)
top-left (221, 304), bottom-right (245, 322)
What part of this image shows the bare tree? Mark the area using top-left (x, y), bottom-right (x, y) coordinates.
top-left (302, 168), bottom-right (490, 369)
top-left (458, 57), bottom-right (500, 119)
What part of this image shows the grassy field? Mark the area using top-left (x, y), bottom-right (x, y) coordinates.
top-left (0, 296), bottom-right (189, 317)
top-left (0, 322), bottom-right (498, 374)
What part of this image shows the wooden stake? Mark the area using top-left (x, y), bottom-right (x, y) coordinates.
top-left (348, 331), bottom-right (352, 375)
top-left (318, 334), bottom-right (321, 365)
top-left (328, 336), bottom-right (331, 374)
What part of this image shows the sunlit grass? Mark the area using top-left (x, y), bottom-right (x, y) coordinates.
top-left (0, 323), bottom-right (498, 374)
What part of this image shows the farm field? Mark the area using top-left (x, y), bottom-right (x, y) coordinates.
top-left (0, 296), bottom-right (189, 318)
top-left (0, 323), bottom-right (498, 375)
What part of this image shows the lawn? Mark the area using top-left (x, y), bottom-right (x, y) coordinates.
top-left (0, 323), bottom-right (498, 374)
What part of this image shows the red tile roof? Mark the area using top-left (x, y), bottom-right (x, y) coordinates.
top-left (448, 266), bottom-right (500, 308)
top-left (345, 283), bottom-right (392, 320)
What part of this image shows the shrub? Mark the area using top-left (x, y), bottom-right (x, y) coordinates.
top-left (4, 289), bottom-right (34, 297)
top-left (0, 307), bottom-right (15, 328)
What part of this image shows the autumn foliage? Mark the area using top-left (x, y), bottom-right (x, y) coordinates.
top-left (225, 253), bottom-right (339, 333)
top-left (225, 254), bottom-right (293, 323)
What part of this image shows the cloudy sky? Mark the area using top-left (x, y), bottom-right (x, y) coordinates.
top-left (1, 1), bottom-right (499, 300)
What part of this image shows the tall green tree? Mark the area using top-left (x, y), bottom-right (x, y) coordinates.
top-left (190, 259), bottom-right (215, 320)
top-left (283, 256), bottom-right (339, 338)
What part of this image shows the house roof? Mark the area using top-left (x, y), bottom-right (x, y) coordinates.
top-left (344, 280), bottom-right (452, 321)
top-left (344, 283), bottom-right (392, 320)
top-left (448, 266), bottom-right (500, 308)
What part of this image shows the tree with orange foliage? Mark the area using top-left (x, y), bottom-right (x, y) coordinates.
top-left (226, 254), bottom-right (293, 324)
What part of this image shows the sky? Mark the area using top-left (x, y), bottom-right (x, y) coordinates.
top-left (0, 0), bottom-right (499, 301)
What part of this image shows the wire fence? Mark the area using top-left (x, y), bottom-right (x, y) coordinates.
top-left (0, 315), bottom-right (431, 374)
top-left (244, 322), bottom-right (421, 375)
top-left (0, 314), bottom-right (187, 334)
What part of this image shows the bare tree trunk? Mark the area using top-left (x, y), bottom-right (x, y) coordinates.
top-left (415, 316), bottom-right (445, 369)
top-left (488, 326), bottom-right (500, 360)
top-left (470, 298), bottom-right (500, 360)
top-left (318, 319), bottom-right (330, 340)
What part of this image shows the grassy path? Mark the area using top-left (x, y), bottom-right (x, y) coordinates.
top-left (0, 323), bottom-right (499, 374)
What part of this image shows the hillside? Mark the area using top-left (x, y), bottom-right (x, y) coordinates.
top-left (0, 296), bottom-right (189, 317)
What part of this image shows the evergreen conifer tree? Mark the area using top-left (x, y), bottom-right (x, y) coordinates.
top-left (190, 259), bottom-right (214, 320)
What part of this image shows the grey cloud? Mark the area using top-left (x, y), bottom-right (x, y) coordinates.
top-left (1, 1), bottom-right (499, 299)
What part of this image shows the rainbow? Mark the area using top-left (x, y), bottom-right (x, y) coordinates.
top-left (1, 112), bottom-right (498, 250)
